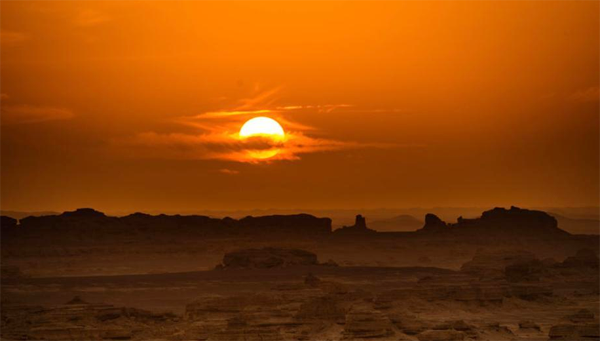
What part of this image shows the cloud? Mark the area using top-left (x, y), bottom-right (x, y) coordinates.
top-left (1, 29), bottom-right (28, 45)
top-left (1, 105), bottom-right (74, 125)
top-left (74, 10), bottom-right (111, 27)
top-left (219, 168), bottom-right (240, 175)
top-left (118, 127), bottom-right (393, 163)
top-left (116, 87), bottom-right (394, 163)
top-left (569, 86), bottom-right (600, 103)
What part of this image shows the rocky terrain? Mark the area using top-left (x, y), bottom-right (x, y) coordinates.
top-left (1, 246), bottom-right (598, 340)
top-left (1, 206), bottom-right (599, 340)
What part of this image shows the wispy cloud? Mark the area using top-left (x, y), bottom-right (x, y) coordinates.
top-left (1, 29), bottom-right (28, 45)
top-left (569, 86), bottom-right (600, 103)
top-left (74, 10), bottom-right (110, 27)
top-left (1, 104), bottom-right (74, 125)
top-left (117, 130), bottom-right (370, 163)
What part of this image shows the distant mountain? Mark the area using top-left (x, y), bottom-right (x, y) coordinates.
top-left (369, 215), bottom-right (423, 232)
top-left (0, 211), bottom-right (60, 220)
top-left (3, 208), bottom-right (332, 238)
top-left (548, 213), bottom-right (599, 235)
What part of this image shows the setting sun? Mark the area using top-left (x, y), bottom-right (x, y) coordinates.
top-left (239, 117), bottom-right (285, 140)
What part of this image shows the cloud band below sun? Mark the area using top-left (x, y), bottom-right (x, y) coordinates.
top-left (118, 130), bottom-right (372, 163)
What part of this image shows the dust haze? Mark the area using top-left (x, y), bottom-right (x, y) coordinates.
top-left (1, 1), bottom-right (599, 341)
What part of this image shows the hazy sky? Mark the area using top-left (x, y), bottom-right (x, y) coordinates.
top-left (1, 1), bottom-right (598, 213)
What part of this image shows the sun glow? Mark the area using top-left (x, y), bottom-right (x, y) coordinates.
top-left (239, 117), bottom-right (285, 140)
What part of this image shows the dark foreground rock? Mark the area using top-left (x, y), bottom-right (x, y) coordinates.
top-left (0, 216), bottom-right (17, 229)
top-left (0, 265), bottom-right (24, 279)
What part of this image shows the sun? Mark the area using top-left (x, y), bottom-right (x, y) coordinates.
top-left (239, 117), bottom-right (285, 140)
top-left (239, 116), bottom-right (285, 160)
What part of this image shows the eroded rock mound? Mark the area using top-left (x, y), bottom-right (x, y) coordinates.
top-left (460, 249), bottom-right (538, 280)
top-left (218, 248), bottom-right (319, 269)
top-left (566, 309), bottom-right (596, 323)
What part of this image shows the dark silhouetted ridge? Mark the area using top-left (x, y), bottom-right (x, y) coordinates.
top-left (418, 206), bottom-right (570, 237)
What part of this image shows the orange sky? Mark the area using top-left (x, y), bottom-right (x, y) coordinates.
top-left (1, 1), bottom-right (598, 213)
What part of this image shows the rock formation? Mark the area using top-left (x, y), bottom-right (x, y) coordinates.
top-left (418, 206), bottom-right (570, 237)
top-left (460, 249), bottom-right (539, 280)
top-left (420, 213), bottom-right (448, 232)
top-left (334, 214), bottom-right (377, 234)
top-left (561, 248), bottom-right (599, 269)
top-left (566, 309), bottom-right (596, 323)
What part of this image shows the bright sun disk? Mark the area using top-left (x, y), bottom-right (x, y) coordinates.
top-left (239, 116), bottom-right (285, 140)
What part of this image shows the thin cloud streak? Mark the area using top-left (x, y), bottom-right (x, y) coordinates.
top-left (1, 104), bottom-right (74, 125)
top-left (74, 10), bottom-right (111, 27)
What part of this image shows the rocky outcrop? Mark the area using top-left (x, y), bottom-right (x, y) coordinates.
top-left (566, 309), bottom-right (596, 323)
top-left (217, 248), bottom-right (319, 269)
top-left (420, 214), bottom-right (448, 232)
top-left (334, 215), bottom-right (377, 235)
top-left (417, 207), bottom-right (570, 237)
top-left (460, 249), bottom-right (539, 280)
top-left (562, 248), bottom-right (599, 269)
